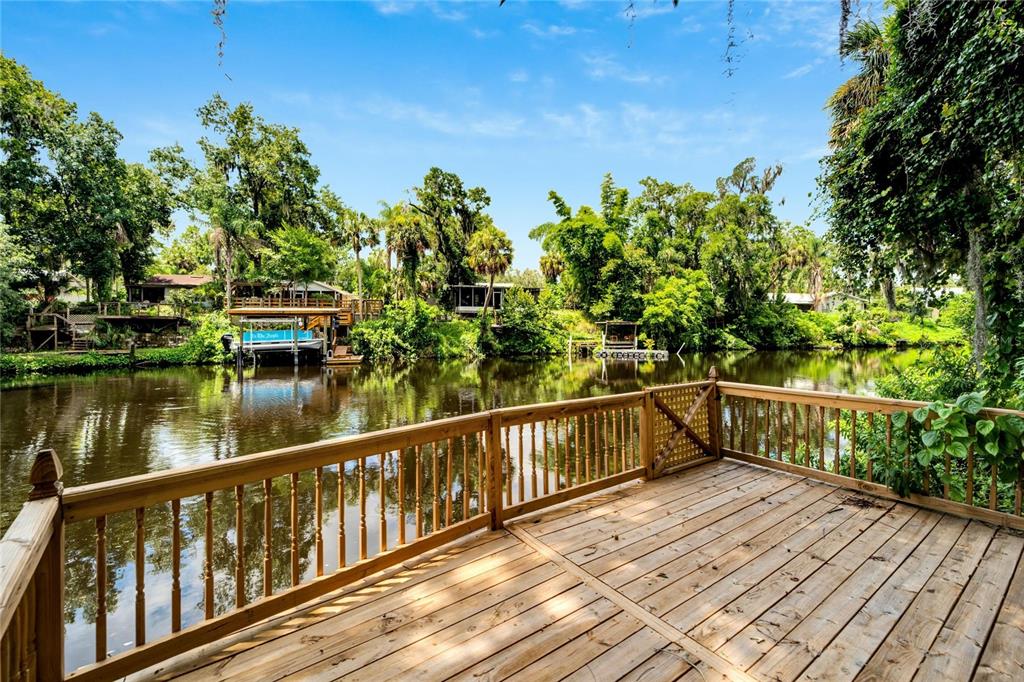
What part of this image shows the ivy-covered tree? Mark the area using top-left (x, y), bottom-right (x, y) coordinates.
top-left (822, 1), bottom-right (1024, 395)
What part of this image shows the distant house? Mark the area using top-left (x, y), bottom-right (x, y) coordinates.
top-left (128, 274), bottom-right (213, 303)
top-left (778, 292), bottom-right (863, 312)
top-left (451, 283), bottom-right (541, 316)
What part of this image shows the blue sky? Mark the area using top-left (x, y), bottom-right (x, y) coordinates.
top-left (1, 0), bottom-right (880, 269)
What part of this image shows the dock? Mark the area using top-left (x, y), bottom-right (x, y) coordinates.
top-left (3, 370), bottom-right (1023, 681)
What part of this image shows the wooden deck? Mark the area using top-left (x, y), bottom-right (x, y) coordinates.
top-left (149, 460), bottom-right (1024, 682)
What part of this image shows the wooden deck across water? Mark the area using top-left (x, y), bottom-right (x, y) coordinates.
top-left (147, 460), bottom-right (1024, 682)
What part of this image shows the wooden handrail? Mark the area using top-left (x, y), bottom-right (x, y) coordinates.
top-left (63, 412), bottom-right (491, 522)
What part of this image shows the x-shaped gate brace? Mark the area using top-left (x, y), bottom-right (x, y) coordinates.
top-left (651, 384), bottom-right (714, 475)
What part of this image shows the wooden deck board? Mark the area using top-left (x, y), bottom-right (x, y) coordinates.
top-left (155, 461), bottom-right (1024, 682)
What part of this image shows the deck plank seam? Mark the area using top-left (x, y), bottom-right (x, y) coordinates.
top-left (506, 523), bottom-right (758, 682)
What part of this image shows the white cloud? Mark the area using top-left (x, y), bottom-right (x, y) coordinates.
top-left (522, 22), bottom-right (577, 38)
top-left (471, 27), bottom-right (498, 39)
top-left (783, 63), bottom-right (815, 79)
top-left (581, 53), bottom-right (664, 85)
top-left (372, 1), bottom-right (466, 21)
top-left (509, 69), bottom-right (529, 83)
top-left (362, 96), bottom-right (524, 138)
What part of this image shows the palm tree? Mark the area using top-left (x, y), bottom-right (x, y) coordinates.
top-left (383, 202), bottom-right (431, 303)
top-left (826, 20), bottom-right (890, 145)
top-left (802, 236), bottom-right (831, 311)
top-left (467, 225), bottom-right (514, 319)
top-left (539, 252), bottom-right (564, 283)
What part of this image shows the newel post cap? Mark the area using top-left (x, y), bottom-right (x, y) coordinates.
top-left (28, 449), bottom-right (63, 500)
top-left (707, 366), bottom-right (720, 381)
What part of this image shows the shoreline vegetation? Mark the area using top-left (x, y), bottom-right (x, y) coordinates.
top-left (1, 294), bottom-right (969, 379)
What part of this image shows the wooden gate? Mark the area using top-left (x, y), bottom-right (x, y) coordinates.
top-left (647, 370), bottom-right (720, 476)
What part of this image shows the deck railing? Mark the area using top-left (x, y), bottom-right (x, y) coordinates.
top-left (2, 369), bottom-right (1022, 681)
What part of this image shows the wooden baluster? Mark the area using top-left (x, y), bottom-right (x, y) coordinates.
top-left (575, 415), bottom-right (582, 483)
top-left (885, 413), bottom-right (893, 474)
top-left (790, 403), bottom-right (798, 464)
top-left (415, 444), bottom-right (423, 540)
top-left (552, 420), bottom-right (561, 491)
top-left (803, 404), bottom-right (811, 467)
top-left (866, 413), bottom-right (875, 482)
top-left (1015, 461), bottom-right (1023, 516)
top-left (990, 460), bottom-right (999, 511)
top-left (614, 409), bottom-right (622, 473)
top-left (235, 484), bottom-right (246, 605)
top-left (96, 516), bottom-right (107, 661)
top-left (342, 462), bottom-right (350, 569)
top-left (777, 401), bottom-right (785, 461)
top-left (530, 423), bottom-right (538, 498)
top-left (400, 448), bottom-right (407, 544)
top-left (966, 443), bottom-right (975, 507)
top-left (629, 407), bottom-right (637, 467)
top-left (517, 426), bottom-right (525, 503)
top-left (598, 411), bottom-right (606, 475)
top-left (818, 406), bottom-right (826, 470)
top-left (264, 479), bottom-right (274, 594)
top-left (477, 433), bottom-right (486, 514)
top-left (505, 427), bottom-right (513, 503)
top-left (462, 435), bottom-right (470, 521)
top-left (446, 437), bottom-right (454, 525)
top-left (728, 397), bottom-right (736, 450)
top-left (542, 421), bottom-right (550, 495)
top-left (380, 453), bottom-right (388, 552)
top-left (312, 467), bottom-right (323, 576)
top-left (431, 443), bottom-right (440, 533)
top-left (204, 491), bottom-right (214, 619)
top-left (565, 418), bottom-right (572, 487)
top-left (171, 499), bottom-right (181, 633)
top-left (584, 414), bottom-right (591, 482)
top-left (849, 411), bottom-right (858, 479)
top-left (359, 457), bottom-right (368, 557)
top-left (834, 408), bottom-right (841, 474)
top-left (764, 400), bottom-right (771, 458)
top-left (290, 472), bottom-right (300, 584)
top-left (135, 507), bottom-right (146, 645)
top-left (752, 400), bottom-right (760, 457)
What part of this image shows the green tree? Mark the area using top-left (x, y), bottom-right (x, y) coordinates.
top-left (262, 224), bottom-right (335, 297)
top-left (383, 202), bottom-right (431, 303)
top-left (412, 168), bottom-right (491, 304)
top-left (320, 188), bottom-right (379, 299)
top-left (639, 272), bottom-right (715, 350)
top-left (467, 224), bottom-right (514, 319)
top-left (193, 171), bottom-right (260, 307)
top-left (155, 225), bottom-right (215, 275)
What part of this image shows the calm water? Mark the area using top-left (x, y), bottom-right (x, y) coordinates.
top-left (0, 349), bottom-right (926, 672)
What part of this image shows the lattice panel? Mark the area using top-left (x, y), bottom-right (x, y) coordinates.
top-left (651, 384), bottom-right (712, 470)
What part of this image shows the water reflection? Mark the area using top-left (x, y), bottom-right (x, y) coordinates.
top-left (0, 348), bottom-right (927, 672)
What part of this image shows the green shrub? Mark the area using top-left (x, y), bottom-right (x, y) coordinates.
top-left (639, 272), bottom-right (716, 350)
top-left (939, 292), bottom-right (975, 340)
top-left (875, 346), bottom-right (979, 402)
top-left (350, 300), bottom-right (478, 362)
top-left (495, 286), bottom-right (559, 357)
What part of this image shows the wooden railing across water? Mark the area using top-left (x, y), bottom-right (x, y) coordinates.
top-left (2, 370), bottom-right (1022, 681)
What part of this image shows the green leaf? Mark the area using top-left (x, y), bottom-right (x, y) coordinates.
top-left (916, 449), bottom-right (932, 466)
top-left (948, 441), bottom-right (968, 459)
top-left (921, 430), bottom-right (941, 447)
top-left (955, 392), bottom-right (984, 415)
top-left (931, 417), bottom-right (948, 430)
top-left (891, 412), bottom-right (908, 429)
top-left (949, 423), bottom-right (969, 438)
top-left (976, 419), bottom-right (995, 436)
top-left (996, 415), bottom-right (1024, 437)
top-left (912, 406), bottom-right (931, 424)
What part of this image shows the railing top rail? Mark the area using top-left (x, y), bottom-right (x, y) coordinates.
top-left (645, 380), bottom-right (713, 393)
top-left (0, 497), bottom-right (59, 635)
top-left (62, 411), bottom-right (490, 522)
top-left (498, 391), bottom-right (644, 426)
top-left (717, 381), bottom-right (1024, 417)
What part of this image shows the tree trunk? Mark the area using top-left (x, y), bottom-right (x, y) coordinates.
top-left (481, 274), bottom-right (494, 320)
top-left (224, 248), bottom-right (234, 308)
top-left (967, 225), bottom-right (988, 368)
top-left (881, 276), bottom-right (896, 311)
top-left (355, 245), bottom-right (363, 300)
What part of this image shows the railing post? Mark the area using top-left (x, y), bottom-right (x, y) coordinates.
top-left (29, 449), bottom-right (65, 681)
top-left (707, 367), bottom-right (722, 459)
top-left (486, 412), bottom-right (504, 530)
top-left (640, 389), bottom-right (656, 479)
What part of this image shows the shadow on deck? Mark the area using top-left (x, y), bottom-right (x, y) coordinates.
top-left (148, 460), bottom-right (1024, 682)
